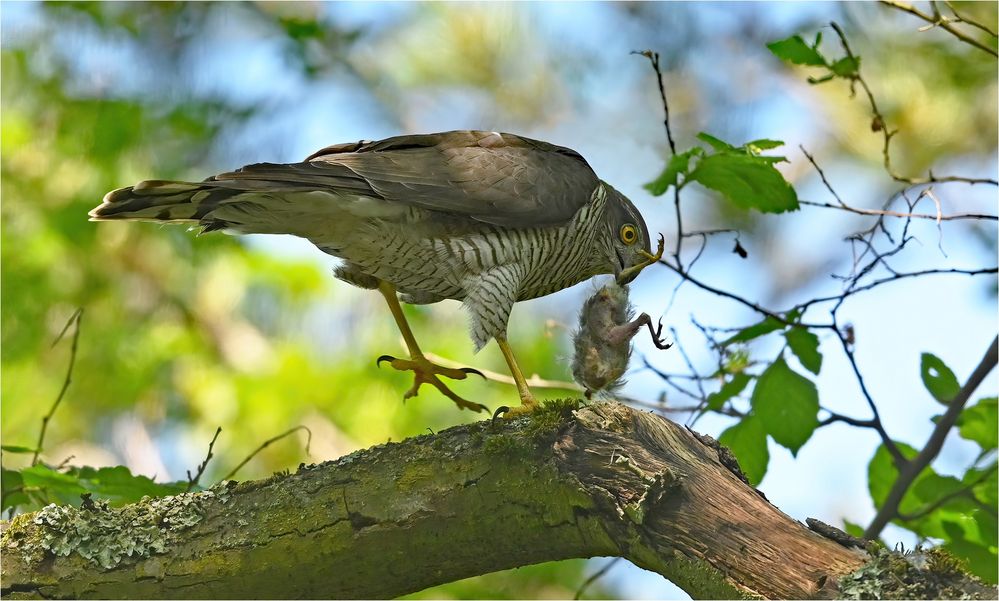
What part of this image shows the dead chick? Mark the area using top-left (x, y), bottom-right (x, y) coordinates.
top-left (572, 282), bottom-right (670, 398)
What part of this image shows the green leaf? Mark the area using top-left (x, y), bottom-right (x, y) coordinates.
top-left (644, 148), bottom-right (699, 196)
top-left (707, 373), bottom-right (752, 410)
top-left (785, 327), bottom-right (822, 375)
top-left (20, 464), bottom-right (88, 497)
top-left (842, 519), bottom-right (865, 539)
top-left (69, 466), bottom-right (188, 505)
top-left (1, 445), bottom-right (37, 454)
top-left (830, 56), bottom-right (860, 78)
top-left (942, 518), bottom-right (999, 584)
top-left (718, 415), bottom-right (769, 486)
top-left (1, 468), bottom-right (28, 512)
top-left (723, 316), bottom-right (785, 345)
top-left (746, 138), bottom-right (785, 152)
top-left (956, 397), bottom-right (997, 450)
top-left (695, 132), bottom-right (735, 152)
top-left (687, 153), bottom-right (800, 213)
top-left (751, 357), bottom-right (819, 455)
top-left (766, 35), bottom-right (827, 66)
top-left (920, 353), bottom-right (961, 404)
top-left (867, 442), bottom-right (919, 509)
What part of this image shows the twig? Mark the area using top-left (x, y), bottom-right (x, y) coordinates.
top-left (818, 411), bottom-right (876, 428)
top-left (880, 0), bottom-right (998, 57)
top-left (222, 425), bottom-right (313, 482)
top-left (831, 315), bottom-right (907, 468)
top-left (574, 557), bottom-right (621, 600)
top-left (798, 267), bottom-right (998, 311)
top-left (187, 426), bottom-right (222, 491)
top-left (633, 49), bottom-right (686, 265)
top-left (828, 21), bottom-right (998, 186)
top-left (865, 335), bottom-right (999, 538)
top-left (943, 1), bottom-right (999, 37)
top-left (632, 50), bottom-right (676, 155)
top-left (32, 308), bottom-right (83, 466)
top-left (799, 147), bottom-right (997, 222)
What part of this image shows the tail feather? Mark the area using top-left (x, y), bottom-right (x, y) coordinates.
top-left (88, 181), bottom-right (243, 223)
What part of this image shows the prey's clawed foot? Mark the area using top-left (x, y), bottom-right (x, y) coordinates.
top-left (376, 354), bottom-right (488, 413)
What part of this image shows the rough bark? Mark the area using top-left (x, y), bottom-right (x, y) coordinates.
top-left (2, 401), bottom-right (869, 599)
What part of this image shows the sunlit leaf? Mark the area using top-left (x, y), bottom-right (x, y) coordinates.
top-left (644, 148), bottom-right (700, 196)
top-left (956, 397), bottom-right (997, 450)
top-left (695, 132), bottom-right (736, 152)
top-left (688, 153), bottom-right (800, 213)
top-left (746, 139), bottom-right (785, 152)
top-left (766, 35), bottom-right (827, 66)
top-left (718, 414), bottom-right (769, 486)
top-left (920, 353), bottom-right (961, 404)
top-left (751, 358), bottom-right (819, 455)
top-left (723, 316), bottom-right (785, 345)
top-left (1, 445), bottom-right (37, 454)
top-left (707, 373), bottom-right (752, 410)
top-left (842, 519), bottom-right (865, 539)
top-left (785, 327), bottom-right (822, 375)
top-left (867, 442), bottom-right (918, 509)
top-left (830, 56), bottom-right (860, 78)
top-left (1, 468), bottom-right (28, 512)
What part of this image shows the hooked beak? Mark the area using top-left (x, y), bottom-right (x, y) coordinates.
top-left (615, 233), bottom-right (665, 286)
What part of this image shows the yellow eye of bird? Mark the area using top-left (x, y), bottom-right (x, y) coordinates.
top-left (620, 224), bottom-right (638, 245)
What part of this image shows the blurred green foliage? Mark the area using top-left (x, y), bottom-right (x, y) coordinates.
top-left (1, 3), bottom-right (597, 597)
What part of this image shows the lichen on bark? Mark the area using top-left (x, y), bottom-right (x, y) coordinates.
top-left (3, 481), bottom-right (235, 570)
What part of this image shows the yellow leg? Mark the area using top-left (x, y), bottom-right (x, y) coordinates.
top-left (495, 333), bottom-right (538, 415)
top-left (375, 281), bottom-right (487, 413)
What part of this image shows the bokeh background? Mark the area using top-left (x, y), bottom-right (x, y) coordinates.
top-left (2, 2), bottom-right (996, 598)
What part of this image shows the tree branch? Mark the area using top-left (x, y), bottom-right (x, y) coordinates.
top-left (865, 335), bottom-right (999, 538)
top-left (1, 402), bottom-right (867, 600)
top-left (880, 0), bottom-right (999, 58)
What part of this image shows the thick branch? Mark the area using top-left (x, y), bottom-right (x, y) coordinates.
top-left (2, 402), bottom-right (868, 599)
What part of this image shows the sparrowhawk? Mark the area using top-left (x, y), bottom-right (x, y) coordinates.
top-left (90, 130), bottom-right (660, 414)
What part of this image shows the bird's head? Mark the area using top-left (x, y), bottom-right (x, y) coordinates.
top-left (600, 182), bottom-right (659, 285)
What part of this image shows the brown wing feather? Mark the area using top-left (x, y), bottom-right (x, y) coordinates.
top-left (300, 130), bottom-right (600, 227)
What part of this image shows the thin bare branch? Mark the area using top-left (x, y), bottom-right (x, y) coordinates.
top-left (574, 558), bottom-right (621, 600)
top-left (32, 308), bottom-right (84, 466)
top-left (186, 427), bottom-right (223, 492)
top-left (222, 425), bottom-right (313, 482)
top-left (799, 146), bottom-right (997, 221)
top-left (880, 0), bottom-right (998, 57)
top-left (829, 21), bottom-right (998, 186)
top-left (943, 1), bottom-right (999, 37)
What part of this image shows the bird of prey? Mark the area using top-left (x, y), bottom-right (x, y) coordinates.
top-left (90, 130), bottom-right (660, 415)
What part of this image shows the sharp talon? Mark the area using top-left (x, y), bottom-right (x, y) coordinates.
top-left (492, 406), bottom-right (510, 423)
top-left (462, 367), bottom-right (486, 380)
top-left (377, 355), bottom-right (396, 367)
top-left (646, 317), bottom-right (673, 350)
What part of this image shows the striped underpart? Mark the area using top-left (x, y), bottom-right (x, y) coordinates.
top-left (334, 186), bottom-right (614, 350)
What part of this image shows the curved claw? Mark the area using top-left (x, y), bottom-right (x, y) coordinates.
top-left (461, 367), bottom-right (487, 380)
top-left (492, 406), bottom-right (511, 424)
top-left (376, 354), bottom-right (397, 367)
top-left (646, 316), bottom-right (673, 350)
